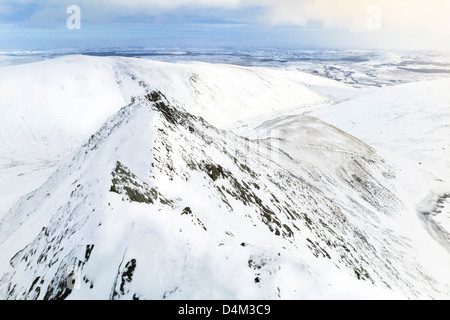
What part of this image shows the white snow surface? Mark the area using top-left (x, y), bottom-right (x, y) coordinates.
top-left (0, 55), bottom-right (450, 300)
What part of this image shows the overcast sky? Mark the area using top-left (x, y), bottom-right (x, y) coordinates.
top-left (1, 0), bottom-right (450, 51)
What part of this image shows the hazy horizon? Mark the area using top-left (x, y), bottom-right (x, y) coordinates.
top-left (2, 0), bottom-right (450, 52)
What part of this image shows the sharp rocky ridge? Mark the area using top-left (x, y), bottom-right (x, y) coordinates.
top-left (0, 90), bottom-right (448, 300)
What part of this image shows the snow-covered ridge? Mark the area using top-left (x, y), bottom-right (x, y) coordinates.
top-left (1, 91), bottom-right (449, 299)
top-left (0, 55), bottom-right (343, 168)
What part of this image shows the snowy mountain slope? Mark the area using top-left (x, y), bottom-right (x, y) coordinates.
top-left (311, 77), bottom-right (450, 184)
top-left (0, 55), bottom-right (127, 167)
top-left (0, 55), bottom-right (337, 169)
top-left (309, 78), bottom-right (450, 254)
top-left (239, 111), bottom-right (450, 291)
top-left (109, 57), bottom-right (345, 127)
top-left (0, 164), bottom-right (57, 223)
top-left (0, 55), bottom-right (128, 223)
top-left (1, 92), bottom-right (449, 300)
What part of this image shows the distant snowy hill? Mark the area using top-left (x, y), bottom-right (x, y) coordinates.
top-left (1, 55), bottom-right (450, 300)
top-left (312, 78), bottom-right (450, 184)
top-left (0, 55), bottom-right (340, 168)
